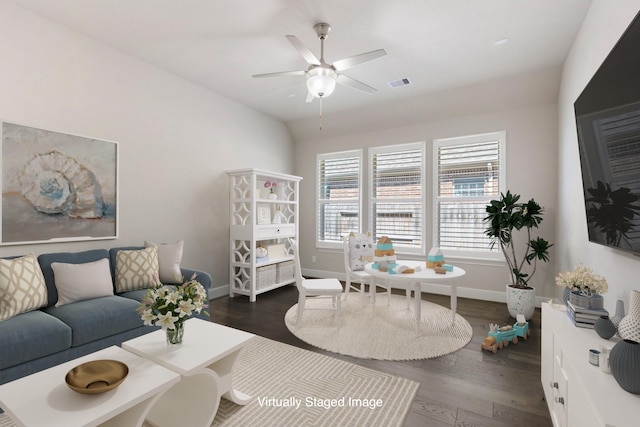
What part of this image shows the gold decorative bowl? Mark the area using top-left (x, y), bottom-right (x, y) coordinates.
top-left (65, 360), bottom-right (128, 394)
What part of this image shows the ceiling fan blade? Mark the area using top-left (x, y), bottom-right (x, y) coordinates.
top-left (286, 35), bottom-right (321, 66)
top-left (305, 92), bottom-right (314, 103)
top-left (336, 74), bottom-right (377, 94)
top-left (333, 49), bottom-right (387, 71)
top-left (252, 70), bottom-right (306, 78)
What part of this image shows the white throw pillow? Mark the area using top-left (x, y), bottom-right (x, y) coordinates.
top-left (348, 233), bottom-right (374, 271)
top-left (0, 253), bottom-right (48, 321)
top-left (115, 246), bottom-right (162, 293)
top-left (52, 259), bottom-right (114, 307)
top-left (144, 240), bottom-right (183, 284)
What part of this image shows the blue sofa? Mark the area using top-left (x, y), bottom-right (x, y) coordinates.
top-left (0, 246), bottom-right (211, 386)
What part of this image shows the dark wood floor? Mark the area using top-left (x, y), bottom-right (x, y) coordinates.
top-left (209, 285), bottom-right (552, 427)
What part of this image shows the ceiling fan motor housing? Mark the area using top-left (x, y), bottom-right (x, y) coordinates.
top-left (314, 23), bottom-right (331, 40)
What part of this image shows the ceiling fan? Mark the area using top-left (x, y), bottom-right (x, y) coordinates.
top-left (252, 23), bottom-right (387, 102)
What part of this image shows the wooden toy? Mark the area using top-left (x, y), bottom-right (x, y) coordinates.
top-left (426, 247), bottom-right (445, 268)
top-left (481, 320), bottom-right (530, 353)
top-left (373, 236), bottom-right (397, 272)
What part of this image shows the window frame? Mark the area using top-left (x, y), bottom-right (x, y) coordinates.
top-left (432, 131), bottom-right (506, 261)
top-left (368, 141), bottom-right (426, 256)
top-left (315, 149), bottom-right (363, 250)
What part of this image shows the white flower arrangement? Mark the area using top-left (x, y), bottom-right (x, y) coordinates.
top-left (555, 263), bottom-right (608, 296)
top-left (136, 273), bottom-right (208, 330)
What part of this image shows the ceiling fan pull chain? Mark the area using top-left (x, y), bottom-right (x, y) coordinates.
top-left (319, 96), bottom-right (323, 131)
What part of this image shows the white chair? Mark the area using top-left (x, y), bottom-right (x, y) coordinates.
top-left (291, 240), bottom-right (342, 327)
top-left (343, 236), bottom-right (370, 299)
top-left (343, 234), bottom-right (391, 305)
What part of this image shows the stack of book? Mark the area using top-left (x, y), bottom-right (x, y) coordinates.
top-left (566, 300), bottom-right (609, 328)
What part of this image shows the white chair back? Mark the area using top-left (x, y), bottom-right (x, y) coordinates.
top-left (290, 239), bottom-right (304, 290)
top-left (343, 236), bottom-right (352, 274)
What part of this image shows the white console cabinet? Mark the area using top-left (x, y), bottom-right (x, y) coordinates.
top-left (541, 302), bottom-right (640, 427)
top-left (226, 168), bottom-right (301, 302)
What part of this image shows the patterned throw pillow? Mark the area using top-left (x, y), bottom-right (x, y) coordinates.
top-left (115, 246), bottom-right (162, 293)
top-left (0, 253), bottom-right (48, 322)
top-left (348, 232), bottom-right (375, 271)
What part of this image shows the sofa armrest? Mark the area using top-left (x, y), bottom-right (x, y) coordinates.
top-left (180, 268), bottom-right (212, 293)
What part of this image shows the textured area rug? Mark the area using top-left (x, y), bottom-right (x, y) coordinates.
top-left (285, 293), bottom-right (473, 360)
top-left (0, 336), bottom-right (418, 427)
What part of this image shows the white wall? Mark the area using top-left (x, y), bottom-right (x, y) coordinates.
top-left (0, 1), bottom-right (294, 292)
top-left (557, 0), bottom-right (640, 314)
top-left (293, 70), bottom-right (560, 302)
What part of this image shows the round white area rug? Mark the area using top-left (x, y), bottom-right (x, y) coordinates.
top-left (285, 293), bottom-right (473, 360)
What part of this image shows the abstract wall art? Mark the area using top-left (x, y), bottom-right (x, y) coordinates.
top-left (1, 122), bottom-right (118, 245)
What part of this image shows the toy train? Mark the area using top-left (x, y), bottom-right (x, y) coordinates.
top-left (481, 321), bottom-right (530, 353)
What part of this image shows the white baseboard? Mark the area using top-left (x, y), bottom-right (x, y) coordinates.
top-left (208, 286), bottom-right (229, 301)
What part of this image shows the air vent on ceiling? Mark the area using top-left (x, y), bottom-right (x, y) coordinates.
top-left (388, 77), bottom-right (412, 88)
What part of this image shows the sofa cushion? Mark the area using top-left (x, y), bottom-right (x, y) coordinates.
top-left (115, 246), bottom-right (161, 292)
top-left (0, 253), bottom-right (48, 321)
top-left (52, 258), bottom-right (114, 307)
top-left (43, 295), bottom-right (144, 347)
top-left (38, 250), bottom-right (111, 308)
top-left (145, 240), bottom-right (184, 284)
top-left (117, 288), bottom-right (149, 303)
top-left (0, 310), bottom-right (71, 370)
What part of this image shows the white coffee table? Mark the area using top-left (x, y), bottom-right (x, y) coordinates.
top-left (365, 260), bottom-right (466, 328)
top-left (122, 318), bottom-right (256, 427)
top-left (0, 346), bottom-right (180, 427)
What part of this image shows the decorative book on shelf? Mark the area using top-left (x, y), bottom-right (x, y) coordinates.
top-left (566, 300), bottom-right (609, 329)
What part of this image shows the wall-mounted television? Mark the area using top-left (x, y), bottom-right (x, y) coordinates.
top-left (574, 10), bottom-right (640, 256)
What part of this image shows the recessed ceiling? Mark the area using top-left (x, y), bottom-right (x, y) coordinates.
top-left (10, 0), bottom-right (592, 136)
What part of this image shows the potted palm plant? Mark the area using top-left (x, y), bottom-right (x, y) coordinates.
top-left (484, 191), bottom-right (553, 319)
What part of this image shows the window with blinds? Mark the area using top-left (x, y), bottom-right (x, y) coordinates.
top-left (369, 143), bottom-right (425, 254)
top-left (434, 132), bottom-right (505, 256)
top-left (316, 150), bottom-right (362, 247)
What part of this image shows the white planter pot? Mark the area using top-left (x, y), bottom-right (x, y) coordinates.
top-left (506, 284), bottom-right (536, 320)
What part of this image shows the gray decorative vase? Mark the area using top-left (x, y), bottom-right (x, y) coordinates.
top-left (610, 339), bottom-right (640, 394)
top-left (562, 287), bottom-right (571, 305)
top-left (611, 299), bottom-right (625, 335)
top-left (595, 315), bottom-right (616, 340)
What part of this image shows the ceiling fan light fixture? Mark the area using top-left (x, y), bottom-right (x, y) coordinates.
top-left (307, 67), bottom-right (337, 98)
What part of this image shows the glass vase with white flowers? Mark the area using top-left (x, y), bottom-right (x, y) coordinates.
top-left (136, 273), bottom-right (208, 344)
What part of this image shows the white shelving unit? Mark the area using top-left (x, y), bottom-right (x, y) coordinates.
top-left (226, 168), bottom-right (302, 302)
top-left (541, 302), bottom-right (640, 427)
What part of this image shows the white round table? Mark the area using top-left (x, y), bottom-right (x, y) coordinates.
top-left (364, 260), bottom-right (466, 326)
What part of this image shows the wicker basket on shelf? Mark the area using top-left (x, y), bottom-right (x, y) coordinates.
top-left (256, 264), bottom-right (276, 289)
